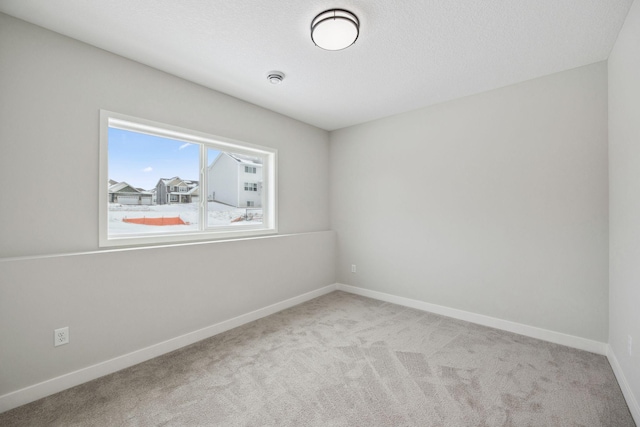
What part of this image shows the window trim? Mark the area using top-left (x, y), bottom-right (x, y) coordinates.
top-left (99, 110), bottom-right (278, 248)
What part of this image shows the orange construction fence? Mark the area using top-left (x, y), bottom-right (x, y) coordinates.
top-left (122, 216), bottom-right (187, 226)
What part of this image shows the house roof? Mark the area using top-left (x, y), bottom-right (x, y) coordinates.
top-left (108, 181), bottom-right (140, 194)
top-left (207, 152), bottom-right (263, 171)
top-left (109, 181), bottom-right (154, 195)
top-left (227, 153), bottom-right (262, 166)
top-left (159, 177), bottom-right (199, 187)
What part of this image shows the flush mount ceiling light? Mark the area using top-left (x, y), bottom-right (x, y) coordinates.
top-left (267, 71), bottom-right (285, 84)
top-left (311, 9), bottom-right (359, 51)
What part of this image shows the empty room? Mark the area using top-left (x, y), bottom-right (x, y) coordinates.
top-left (0, 1), bottom-right (638, 425)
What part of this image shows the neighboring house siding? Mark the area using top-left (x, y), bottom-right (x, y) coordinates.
top-left (208, 153), bottom-right (263, 208)
top-left (156, 180), bottom-right (169, 205)
top-left (208, 153), bottom-right (239, 206)
top-left (188, 186), bottom-right (199, 204)
top-left (155, 177), bottom-right (198, 205)
top-left (238, 166), bottom-right (263, 208)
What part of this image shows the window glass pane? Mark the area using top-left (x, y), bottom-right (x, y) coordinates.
top-left (108, 127), bottom-right (199, 236)
top-left (207, 149), bottom-right (263, 227)
top-left (100, 111), bottom-right (276, 247)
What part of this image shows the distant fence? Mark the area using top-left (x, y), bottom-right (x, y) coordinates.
top-left (123, 216), bottom-right (186, 226)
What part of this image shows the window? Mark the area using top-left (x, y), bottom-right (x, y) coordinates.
top-left (244, 182), bottom-right (258, 192)
top-left (100, 110), bottom-right (277, 247)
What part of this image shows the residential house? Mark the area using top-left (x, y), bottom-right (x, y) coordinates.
top-left (207, 152), bottom-right (262, 208)
top-left (155, 177), bottom-right (199, 205)
top-left (108, 181), bottom-right (152, 205)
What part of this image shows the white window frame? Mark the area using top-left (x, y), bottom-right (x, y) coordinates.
top-left (99, 110), bottom-right (278, 248)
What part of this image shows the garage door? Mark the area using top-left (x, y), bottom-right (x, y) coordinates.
top-left (116, 195), bottom-right (140, 205)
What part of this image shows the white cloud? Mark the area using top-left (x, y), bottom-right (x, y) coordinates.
top-left (179, 143), bottom-right (192, 150)
top-left (142, 166), bottom-right (153, 172)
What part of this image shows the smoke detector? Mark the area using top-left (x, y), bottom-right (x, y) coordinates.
top-left (267, 72), bottom-right (285, 85)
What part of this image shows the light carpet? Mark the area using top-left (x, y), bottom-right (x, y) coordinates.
top-left (0, 291), bottom-right (635, 426)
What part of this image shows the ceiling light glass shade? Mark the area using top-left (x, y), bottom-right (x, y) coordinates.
top-left (311, 9), bottom-right (359, 51)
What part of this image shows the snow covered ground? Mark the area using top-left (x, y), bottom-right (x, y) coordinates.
top-left (108, 202), bottom-right (262, 235)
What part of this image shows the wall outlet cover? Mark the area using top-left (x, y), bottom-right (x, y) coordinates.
top-left (55, 327), bottom-right (69, 347)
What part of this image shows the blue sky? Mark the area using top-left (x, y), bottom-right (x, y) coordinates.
top-left (108, 128), bottom-right (219, 190)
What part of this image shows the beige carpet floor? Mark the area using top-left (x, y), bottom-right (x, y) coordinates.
top-left (0, 291), bottom-right (635, 426)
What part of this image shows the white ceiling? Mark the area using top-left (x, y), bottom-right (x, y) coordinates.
top-left (0, 0), bottom-right (634, 130)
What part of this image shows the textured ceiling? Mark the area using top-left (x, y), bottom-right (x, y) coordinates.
top-left (0, 0), bottom-right (634, 130)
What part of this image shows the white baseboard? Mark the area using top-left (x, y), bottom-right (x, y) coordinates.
top-left (336, 283), bottom-right (608, 355)
top-left (1, 283), bottom-right (621, 416)
top-left (0, 284), bottom-right (337, 414)
top-left (607, 345), bottom-right (640, 424)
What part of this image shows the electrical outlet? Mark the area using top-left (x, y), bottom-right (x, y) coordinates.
top-left (351, 264), bottom-right (356, 273)
top-left (54, 327), bottom-right (69, 347)
top-left (628, 335), bottom-right (633, 356)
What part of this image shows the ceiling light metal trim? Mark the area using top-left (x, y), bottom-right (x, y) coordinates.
top-left (267, 71), bottom-right (285, 84)
top-left (311, 9), bottom-right (359, 51)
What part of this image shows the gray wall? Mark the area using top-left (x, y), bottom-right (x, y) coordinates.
top-left (0, 13), bottom-right (330, 258)
top-left (0, 13), bottom-right (334, 397)
top-left (609, 0), bottom-right (640, 408)
top-left (2, 5), bottom-right (635, 413)
top-left (330, 62), bottom-right (609, 342)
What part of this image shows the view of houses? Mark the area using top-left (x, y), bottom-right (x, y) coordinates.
top-left (155, 177), bottom-right (199, 205)
top-left (108, 152), bottom-right (263, 209)
top-left (108, 180), bottom-right (154, 205)
top-left (207, 152), bottom-right (263, 208)
top-left (108, 177), bottom-right (200, 207)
